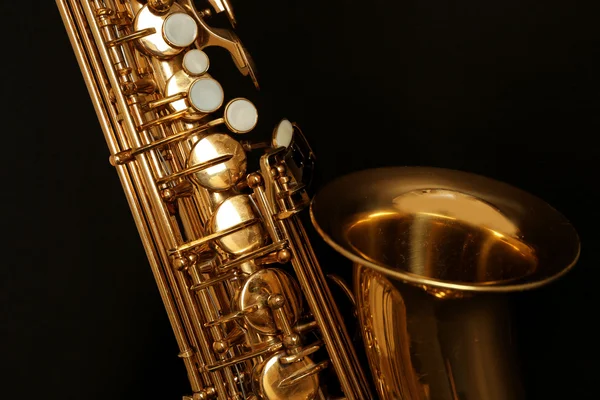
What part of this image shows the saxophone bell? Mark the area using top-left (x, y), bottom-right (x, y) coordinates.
top-left (310, 166), bottom-right (580, 399)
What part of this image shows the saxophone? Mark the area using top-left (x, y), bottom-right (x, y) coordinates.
top-left (56, 1), bottom-right (371, 399)
top-left (56, 1), bottom-right (581, 399)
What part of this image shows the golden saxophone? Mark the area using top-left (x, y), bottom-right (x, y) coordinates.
top-left (56, 1), bottom-right (581, 399)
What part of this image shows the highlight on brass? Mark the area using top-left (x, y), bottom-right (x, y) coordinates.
top-left (55, 1), bottom-right (370, 399)
top-left (56, 0), bottom-right (579, 399)
top-left (310, 166), bottom-right (580, 399)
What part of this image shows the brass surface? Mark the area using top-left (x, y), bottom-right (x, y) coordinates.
top-left (210, 194), bottom-right (266, 255)
top-left (188, 133), bottom-right (247, 191)
top-left (252, 352), bottom-right (320, 400)
top-left (56, 1), bottom-right (372, 399)
top-left (311, 166), bottom-right (580, 399)
top-left (311, 167), bottom-right (579, 292)
top-left (165, 69), bottom-right (197, 112)
top-left (238, 269), bottom-right (302, 335)
top-left (353, 265), bottom-right (525, 400)
top-left (56, 0), bottom-right (580, 399)
top-left (148, 0), bottom-right (175, 15)
top-left (135, 3), bottom-right (187, 58)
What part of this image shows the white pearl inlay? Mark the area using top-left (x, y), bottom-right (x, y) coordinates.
top-left (183, 49), bottom-right (210, 76)
top-left (225, 99), bottom-right (258, 134)
top-left (273, 119), bottom-right (294, 148)
top-left (189, 78), bottom-right (224, 113)
top-left (163, 12), bottom-right (198, 48)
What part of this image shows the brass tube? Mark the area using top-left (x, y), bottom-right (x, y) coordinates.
top-left (56, 0), bottom-right (207, 391)
top-left (56, 2), bottom-right (384, 399)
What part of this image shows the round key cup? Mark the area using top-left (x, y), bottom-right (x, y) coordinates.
top-left (272, 119), bottom-right (294, 148)
top-left (224, 98), bottom-right (258, 134)
top-left (162, 12), bottom-right (198, 48)
top-left (183, 49), bottom-right (210, 76)
top-left (188, 78), bottom-right (224, 113)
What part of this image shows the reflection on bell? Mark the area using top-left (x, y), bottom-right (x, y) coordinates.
top-left (348, 189), bottom-right (538, 287)
top-left (311, 166), bottom-right (580, 399)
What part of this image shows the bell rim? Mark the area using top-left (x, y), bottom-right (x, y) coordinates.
top-left (310, 166), bottom-right (581, 293)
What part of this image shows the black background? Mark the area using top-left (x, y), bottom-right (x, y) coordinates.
top-left (2, 0), bottom-right (598, 398)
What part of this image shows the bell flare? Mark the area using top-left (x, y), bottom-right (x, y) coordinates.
top-left (310, 166), bottom-right (580, 293)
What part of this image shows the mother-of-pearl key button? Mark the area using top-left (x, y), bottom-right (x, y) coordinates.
top-left (272, 119), bottom-right (294, 148)
top-left (189, 78), bottom-right (224, 113)
top-left (225, 98), bottom-right (258, 133)
top-left (183, 49), bottom-right (210, 76)
top-left (163, 12), bottom-right (198, 48)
